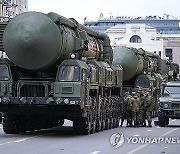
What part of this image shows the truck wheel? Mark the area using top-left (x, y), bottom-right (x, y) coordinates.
top-left (158, 108), bottom-right (166, 127)
top-left (105, 114), bottom-right (110, 130)
top-left (58, 119), bottom-right (64, 126)
top-left (165, 117), bottom-right (169, 125)
top-left (73, 115), bottom-right (91, 135)
top-left (0, 112), bottom-right (2, 123)
top-left (90, 110), bottom-right (96, 134)
top-left (2, 113), bottom-right (19, 134)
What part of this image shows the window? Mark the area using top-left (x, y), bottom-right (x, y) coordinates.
top-left (135, 78), bottom-right (150, 88)
top-left (58, 66), bottom-right (80, 82)
top-left (163, 87), bottom-right (180, 94)
top-left (0, 64), bottom-right (10, 80)
top-left (165, 49), bottom-right (173, 61)
top-left (158, 51), bottom-right (161, 57)
top-left (129, 35), bottom-right (142, 43)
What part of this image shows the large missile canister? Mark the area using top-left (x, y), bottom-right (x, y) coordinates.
top-left (112, 47), bottom-right (144, 81)
top-left (3, 12), bottom-right (63, 70)
top-left (3, 12), bottom-right (109, 70)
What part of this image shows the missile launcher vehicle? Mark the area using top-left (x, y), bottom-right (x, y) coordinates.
top-left (0, 12), bottom-right (122, 134)
top-left (112, 47), bottom-right (179, 116)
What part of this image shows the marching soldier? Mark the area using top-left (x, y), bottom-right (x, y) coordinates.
top-left (120, 93), bottom-right (127, 127)
top-left (145, 89), bottom-right (153, 127)
top-left (137, 88), bottom-right (146, 127)
top-left (122, 92), bottom-right (133, 127)
top-left (131, 91), bottom-right (140, 127)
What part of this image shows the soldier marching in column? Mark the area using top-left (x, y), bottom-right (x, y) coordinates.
top-left (121, 88), bottom-right (154, 127)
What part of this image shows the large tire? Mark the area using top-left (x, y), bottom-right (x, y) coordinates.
top-left (58, 119), bottom-right (64, 126)
top-left (165, 117), bottom-right (169, 125)
top-left (95, 118), bottom-right (101, 132)
top-left (90, 110), bottom-right (96, 134)
top-left (73, 116), bottom-right (91, 135)
top-left (0, 112), bottom-right (2, 123)
top-left (2, 113), bottom-right (19, 134)
top-left (105, 115), bottom-right (110, 130)
top-left (158, 108), bottom-right (166, 127)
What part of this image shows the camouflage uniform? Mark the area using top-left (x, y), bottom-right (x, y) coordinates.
top-left (120, 94), bottom-right (127, 127)
top-left (138, 89), bottom-right (146, 127)
top-left (145, 90), bottom-right (153, 127)
top-left (123, 92), bottom-right (133, 127)
top-left (131, 92), bottom-right (140, 127)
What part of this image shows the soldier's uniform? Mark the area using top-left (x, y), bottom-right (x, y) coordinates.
top-left (123, 92), bottom-right (133, 127)
top-left (120, 93), bottom-right (127, 127)
top-left (145, 90), bottom-right (153, 127)
top-left (138, 88), bottom-right (146, 127)
top-left (131, 92), bottom-right (140, 127)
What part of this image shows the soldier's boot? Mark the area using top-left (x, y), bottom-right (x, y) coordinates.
top-left (129, 122), bottom-right (133, 127)
top-left (139, 123), bottom-right (143, 127)
top-left (147, 122), bottom-right (152, 127)
top-left (127, 122), bottom-right (132, 127)
top-left (120, 120), bottom-right (124, 127)
top-left (143, 122), bottom-right (146, 127)
top-left (134, 122), bottom-right (139, 127)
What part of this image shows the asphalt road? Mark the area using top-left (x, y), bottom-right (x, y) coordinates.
top-left (0, 118), bottom-right (179, 154)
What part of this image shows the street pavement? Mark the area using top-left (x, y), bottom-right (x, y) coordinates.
top-left (0, 118), bottom-right (179, 154)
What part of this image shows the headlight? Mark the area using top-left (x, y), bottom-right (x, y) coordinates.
top-left (70, 53), bottom-right (76, 59)
top-left (164, 103), bottom-right (169, 108)
top-left (64, 98), bottom-right (69, 104)
top-left (70, 100), bottom-right (76, 105)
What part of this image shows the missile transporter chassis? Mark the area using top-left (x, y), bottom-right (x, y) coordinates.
top-left (0, 58), bottom-right (122, 135)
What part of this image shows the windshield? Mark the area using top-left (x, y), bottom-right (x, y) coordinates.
top-left (0, 64), bottom-right (10, 80)
top-left (58, 66), bottom-right (80, 82)
top-left (163, 87), bottom-right (180, 94)
top-left (135, 78), bottom-right (150, 88)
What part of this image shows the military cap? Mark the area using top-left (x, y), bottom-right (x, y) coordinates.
top-left (137, 87), bottom-right (143, 92)
top-left (132, 91), bottom-right (136, 95)
top-left (134, 95), bottom-right (138, 98)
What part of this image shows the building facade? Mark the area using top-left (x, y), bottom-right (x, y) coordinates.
top-left (160, 35), bottom-right (180, 64)
top-left (106, 23), bottom-right (164, 57)
top-left (0, 0), bottom-right (28, 58)
top-left (0, 0), bottom-right (28, 21)
top-left (84, 14), bottom-right (180, 34)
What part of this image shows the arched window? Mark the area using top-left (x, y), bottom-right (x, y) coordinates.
top-left (129, 35), bottom-right (142, 43)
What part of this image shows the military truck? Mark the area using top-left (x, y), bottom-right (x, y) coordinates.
top-left (158, 81), bottom-right (180, 126)
top-left (112, 47), bottom-right (179, 117)
top-left (0, 22), bottom-right (8, 123)
top-left (0, 12), bottom-right (123, 135)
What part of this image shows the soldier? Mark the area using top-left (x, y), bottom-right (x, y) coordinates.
top-left (137, 88), bottom-right (146, 127)
top-left (120, 93), bottom-right (127, 127)
top-left (131, 91), bottom-right (140, 127)
top-left (145, 89), bottom-right (153, 127)
top-left (122, 92), bottom-right (133, 127)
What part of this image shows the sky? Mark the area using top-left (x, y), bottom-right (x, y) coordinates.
top-left (28, 0), bottom-right (180, 24)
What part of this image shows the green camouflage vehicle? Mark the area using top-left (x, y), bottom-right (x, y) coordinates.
top-left (158, 81), bottom-right (180, 126)
top-left (0, 12), bottom-right (122, 135)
